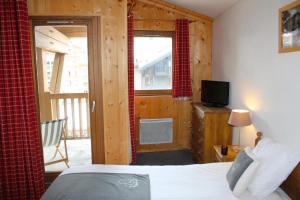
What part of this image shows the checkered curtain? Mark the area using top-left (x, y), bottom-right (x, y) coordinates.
top-left (127, 14), bottom-right (136, 164)
top-left (0, 1), bottom-right (45, 199)
top-left (173, 19), bottom-right (192, 98)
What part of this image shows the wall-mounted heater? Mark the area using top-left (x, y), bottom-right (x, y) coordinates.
top-left (139, 118), bottom-right (173, 145)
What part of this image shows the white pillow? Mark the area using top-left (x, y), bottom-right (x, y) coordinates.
top-left (232, 147), bottom-right (260, 197)
top-left (248, 138), bottom-right (300, 199)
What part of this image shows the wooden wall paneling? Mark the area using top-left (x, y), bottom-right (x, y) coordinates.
top-left (137, 0), bottom-right (213, 23)
top-left (174, 100), bottom-right (192, 148)
top-left (100, 8), bottom-right (129, 164)
top-left (28, 0), bottom-right (212, 160)
top-left (135, 96), bottom-right (179, 152)
top-left (28, 0), bottom-right (129, 164)
top-left (133, 0), bottom-right (212, 152)
top-left (135, 96), bottom-right (192, 151)
top-left (135, 96), bottom-right (174, 118)
top-left (100, 6), bottom-right (129, 163)
top-left (190, 21), bottom-right (212, 102)
top-left (132, 0), bottom-right (213, 98)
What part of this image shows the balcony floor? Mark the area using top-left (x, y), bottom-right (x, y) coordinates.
top-left (43, 138), bottom-right (91, 172)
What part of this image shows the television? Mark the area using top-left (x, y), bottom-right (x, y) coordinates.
top-left (201, 80), bottom-right (229, 107)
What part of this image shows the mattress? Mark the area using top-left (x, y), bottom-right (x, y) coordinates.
top-left (60, 162), bottom-right (291, 200)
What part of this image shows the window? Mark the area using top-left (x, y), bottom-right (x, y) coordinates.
top-left (134, 31), bottom-right (173, 94)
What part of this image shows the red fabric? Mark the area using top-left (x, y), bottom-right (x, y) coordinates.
top-left (0, 1), bottom-right (45, 199)
top-left (173, 19), bottom-right (192, 98)
top-left (127, 14), bottom-right (136, 164)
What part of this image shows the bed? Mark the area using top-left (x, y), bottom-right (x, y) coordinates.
top-left (42, 134), bottom-right (300, 200)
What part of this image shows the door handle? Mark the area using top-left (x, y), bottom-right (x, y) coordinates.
top-left (92, 100), bottom-right (96, 113)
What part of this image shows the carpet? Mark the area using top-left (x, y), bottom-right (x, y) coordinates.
top-left (135, 149), bottom-right (195, 165)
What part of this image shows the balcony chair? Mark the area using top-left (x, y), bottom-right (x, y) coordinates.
top-left (41, 118), bottom-right (69, 167)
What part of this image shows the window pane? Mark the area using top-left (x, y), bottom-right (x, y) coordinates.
top-left (134, 37), bottom-right (172, 90)
top-left (60, 37), bottom-right (89, 93)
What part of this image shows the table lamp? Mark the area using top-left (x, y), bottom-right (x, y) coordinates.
top-left (228, 109), bottom-right (252, 146)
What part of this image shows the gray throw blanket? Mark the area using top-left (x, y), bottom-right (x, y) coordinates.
top-left (41, 173), bottom-right (151, 200)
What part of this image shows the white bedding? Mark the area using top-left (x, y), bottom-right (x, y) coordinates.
top-left (61, 163), bottom-right (290, 200)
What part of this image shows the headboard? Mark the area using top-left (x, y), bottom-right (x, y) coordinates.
top-left (255, 132), bottom-right (300, 200)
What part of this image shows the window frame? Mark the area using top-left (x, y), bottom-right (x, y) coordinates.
top-left (134, 30), bottom-right (175, 96)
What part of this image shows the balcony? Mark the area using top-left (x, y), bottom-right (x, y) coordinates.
top-left (49, 92), bottom-right (90, 139)
top-left (42, 92), bottom-right (91, 172)
top-left (34, 25), bottom-right (91, 171)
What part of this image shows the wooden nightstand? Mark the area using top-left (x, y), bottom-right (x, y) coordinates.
top-left (213, 145), bottom-right (243, 162)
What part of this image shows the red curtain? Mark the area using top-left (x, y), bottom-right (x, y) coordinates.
top-left (173, 19), bottom-right (192, 98)
top-left (0, 1), bottom-right (45, 199)
top-left (127, 14), bottom-right (136, 164)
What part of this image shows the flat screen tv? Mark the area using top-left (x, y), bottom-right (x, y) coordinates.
top-left (201, 80), bottom-right (229, 107)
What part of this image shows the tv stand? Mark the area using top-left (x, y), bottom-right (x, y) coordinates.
top-left (192, 103), bottom-right (232, 163)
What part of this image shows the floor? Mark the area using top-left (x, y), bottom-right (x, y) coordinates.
top-left (43, 139), bottom-right (91, 172)
top-left (43, 140), bottom-right (194, 171)
top-left (135, 149), bottom-right (195, 165)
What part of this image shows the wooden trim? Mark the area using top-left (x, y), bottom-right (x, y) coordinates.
top-left (135, 90), bottom-right (172, 96)
top-left (137, 0), bottom-right (213, 23)
top-left (89, 16), bottom-right (105, 164)
top-left (279, 0), bottom-right (300, 13)
top-left (134, 30), bottom-right (175, 95)
top-left (278, 0), bottom-right (300, 53)
top-left (281, 163), bottom-right (300, 200)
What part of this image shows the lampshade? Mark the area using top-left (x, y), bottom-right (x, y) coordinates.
top-left (228, 109), bottom-right (252, 127)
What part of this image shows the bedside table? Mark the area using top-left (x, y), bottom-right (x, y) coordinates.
top-left (213, 145), bottom-right (243, 162)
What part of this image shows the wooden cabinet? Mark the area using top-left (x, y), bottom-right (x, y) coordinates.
top-left (192, 103), bottom-right (232, 163)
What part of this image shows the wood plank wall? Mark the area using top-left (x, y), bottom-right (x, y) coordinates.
top-left (133, 0), bottom-right (212, 151)
top-left (27, 0), bottom-right (129, 164)
top-left (27, 0), bottom-right (213, 160)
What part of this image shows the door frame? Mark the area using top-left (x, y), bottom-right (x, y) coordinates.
top-left (30, 16), bottom-right (105, 179)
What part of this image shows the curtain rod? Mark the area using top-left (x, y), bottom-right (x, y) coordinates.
top-left (134, 18), bottom-right (196, 23)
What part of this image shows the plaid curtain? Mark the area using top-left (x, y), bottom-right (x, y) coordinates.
top-left (127, 14), bottom-right (136, 164)
top-left (173, 19), bottom-right (192, 98)
top-left (0, 1), bottom-right (45, 199)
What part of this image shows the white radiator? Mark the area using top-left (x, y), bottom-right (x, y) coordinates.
top-left (139, 118), bottom-right (173, 145)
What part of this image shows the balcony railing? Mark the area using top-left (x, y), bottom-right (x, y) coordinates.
top-left (49, 93), bottom-right (90, 139)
